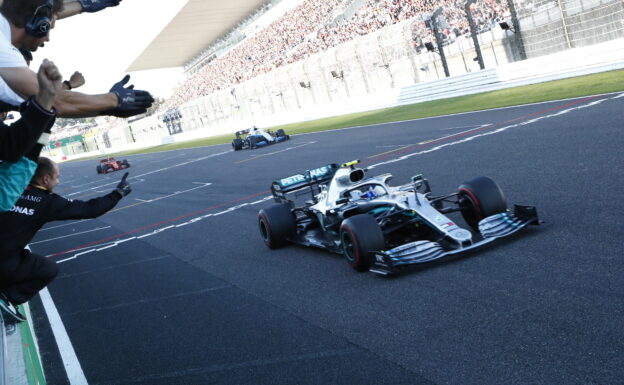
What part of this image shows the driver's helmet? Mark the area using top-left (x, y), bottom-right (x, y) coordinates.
top-left (362, 186), bottom-right (378, 200)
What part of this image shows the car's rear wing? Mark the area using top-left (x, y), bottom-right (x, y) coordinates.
top-left (235, 129), bottom-right (250, 138)
top-left (271, 163), bottom-right (339, 202)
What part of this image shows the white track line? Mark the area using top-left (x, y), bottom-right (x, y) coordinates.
top-left (439, 124), bottom-right (489, 130)
top-left (39, 288), bottom-right (88, 385)
top-left (29, 226), bottom-right (111, 245)
top-left (65, 151), bottom-right (229, 197)
top-left (134, 182), bottom-right (212, 203)
top-left (38, 220), bottom-right (87, 232)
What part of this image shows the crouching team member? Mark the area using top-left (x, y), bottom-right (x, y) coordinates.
top-left (0, 158), bottom-right (132, 322)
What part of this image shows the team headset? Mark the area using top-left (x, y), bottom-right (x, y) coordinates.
top-left (25, 0), bottom-right (54, 38)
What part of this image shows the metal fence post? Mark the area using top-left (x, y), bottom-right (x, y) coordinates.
top-left (403, 22), bottom-right (421, 84)
top-left (507, 0), bottom-right (528, 59)
top-left (377, 33), bottom-right (395, 88)
top-left (465, 0), bottom-right (485, 70)
top-left (557, 0), bottom-right (573, 49)
top-left (432, 7), bottom-right (450, 77)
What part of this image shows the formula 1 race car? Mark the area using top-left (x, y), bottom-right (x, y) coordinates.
top-left (232, 126), bottom-right (289, 150)
top-left (258, 160), bottom-right (539, 275)
top-left (96, 157), bottom-right (130, 174)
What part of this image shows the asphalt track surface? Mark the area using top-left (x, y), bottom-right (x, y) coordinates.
top-left (28, 92), bottom-right (624, 385)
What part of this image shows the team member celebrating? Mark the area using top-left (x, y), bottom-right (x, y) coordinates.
top-left (0, 158), bottom-right (132, 322)
top-left (0, 0), bottom-right (153, 118)
top-left (0, 58), bottom-right (60, 211)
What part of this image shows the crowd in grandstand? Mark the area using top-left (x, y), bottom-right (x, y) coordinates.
top-left (164, 0), bottom-right (510, 109)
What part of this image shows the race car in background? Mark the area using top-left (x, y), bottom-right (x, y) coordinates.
top-left (232, 126), bottom-right (290, 150)
top-left (258, 160), bottom-right (539, 275)
top-left (96, 157), bottom-right (130, 174)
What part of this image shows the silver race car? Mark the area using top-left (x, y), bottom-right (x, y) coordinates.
top-left (258, 160), bottom-right (539, 275)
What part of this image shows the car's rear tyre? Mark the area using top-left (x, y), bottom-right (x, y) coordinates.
top-left (458, 176), bottom-right (508, 231)
top-left (258, 204), bottom-right (296, 249)
top-left (340, 214), bottom-right (384, 272)
top-left (276, 129), bottom-right (286, 137)
top-left (96, 165), bottom-right (102, 174)
top-left (121, 160), bottom-right (130, 168)
top-left (248, 136), bottom-right (257, 149)
top-left (232, 138), bottom-right (243, 151)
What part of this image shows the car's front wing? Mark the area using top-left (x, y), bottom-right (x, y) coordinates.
top-left (370, 205), bottom-right (539, 275)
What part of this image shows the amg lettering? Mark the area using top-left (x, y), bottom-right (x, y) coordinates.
top-left (19, 194), bottom-right (42, 203)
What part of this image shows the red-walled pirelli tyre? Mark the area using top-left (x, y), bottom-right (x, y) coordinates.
top-left (340, 214), bottom-right (385, 272)
top-left (458, 176), bottom-right (508, 231)
top-left (258, 204), bottom-right (296, 249)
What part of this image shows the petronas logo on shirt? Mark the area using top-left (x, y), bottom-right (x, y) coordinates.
top-left (10, 205), bottom-right (34, 216)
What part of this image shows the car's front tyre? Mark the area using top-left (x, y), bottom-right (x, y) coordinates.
top-left (458, 176), bottom-right (508, 231)
top-left (340, 214), bottom-right (385, 272)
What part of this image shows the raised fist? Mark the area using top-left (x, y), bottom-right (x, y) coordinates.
top-left (79, 0), bottom-right (122, 13)
top-left (36, 59), bottom-right (63, 111)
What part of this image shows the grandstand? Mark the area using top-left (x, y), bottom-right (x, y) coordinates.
top-left (48, 0), bottom-right (624, 159)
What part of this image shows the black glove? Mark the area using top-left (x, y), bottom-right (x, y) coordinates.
top-left (115, 172), bottom-right (131, 197)
top-left (78, 0), bottom-right (121, 13)
top-left (102, 75), bottom-right (154, 117)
